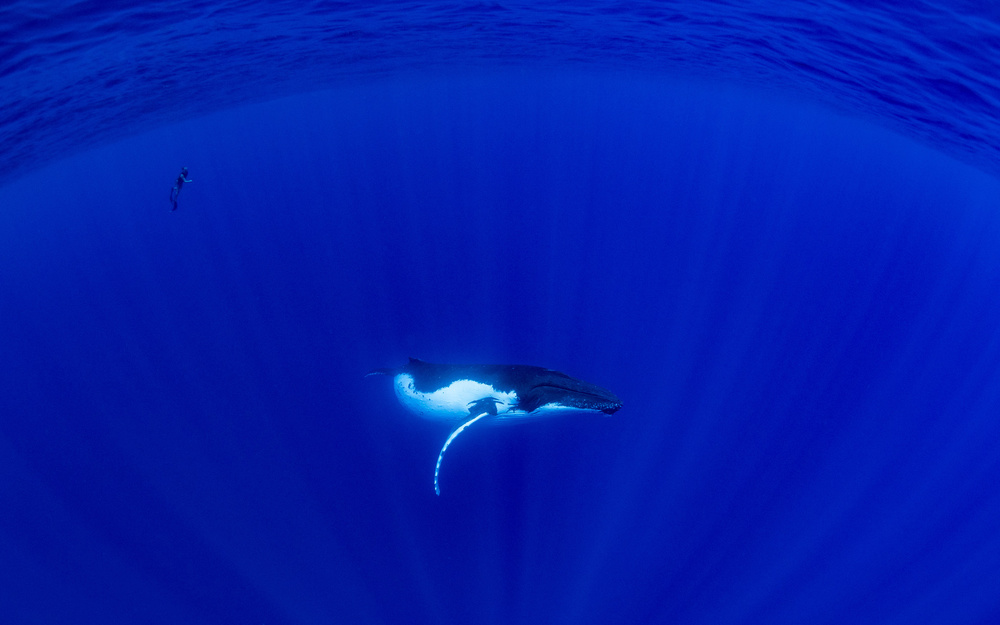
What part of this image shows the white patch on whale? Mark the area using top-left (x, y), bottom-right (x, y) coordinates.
top-left (393, 373), bottom-right (518, 420)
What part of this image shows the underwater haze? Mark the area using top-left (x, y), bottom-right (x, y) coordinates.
top-left (2, 2), bottom-right (1000, 625)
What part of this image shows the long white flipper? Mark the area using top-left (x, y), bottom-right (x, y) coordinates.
top-left (434, 411), bottom-right (490, 496)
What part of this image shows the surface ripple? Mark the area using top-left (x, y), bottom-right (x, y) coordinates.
top-left (1, 0), bottom-right (999, 184)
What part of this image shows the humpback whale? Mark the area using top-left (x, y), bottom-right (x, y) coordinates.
top-left (367, 358), bottom-right (622, 494)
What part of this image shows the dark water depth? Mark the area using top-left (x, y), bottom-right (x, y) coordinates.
top-left (3, 72), bottom-right (1000, 623)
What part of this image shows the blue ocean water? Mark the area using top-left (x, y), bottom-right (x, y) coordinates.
top-left (2, 2), bottom-right (1000, 625)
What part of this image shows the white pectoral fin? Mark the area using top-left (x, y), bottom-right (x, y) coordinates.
top-left (433, 402), bottom-right (498, 496)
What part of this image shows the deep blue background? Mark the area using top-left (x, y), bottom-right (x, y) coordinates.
top-left (3, 70), bottom-right (1000, 623)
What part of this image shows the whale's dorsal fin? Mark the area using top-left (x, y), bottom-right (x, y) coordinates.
top-left (366, 357), bottom-right (423, 377)
top-left (433, 398), bottom-right (500, 496)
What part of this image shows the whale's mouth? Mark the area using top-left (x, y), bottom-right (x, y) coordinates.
top-left (521, 382), bottom-right (622, 415)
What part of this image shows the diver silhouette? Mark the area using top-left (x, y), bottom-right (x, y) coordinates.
top-left (169, 167), bottom-right (192, 211)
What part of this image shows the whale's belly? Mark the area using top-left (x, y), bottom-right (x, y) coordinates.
top-left (393, 373), bottom-right (518, 421)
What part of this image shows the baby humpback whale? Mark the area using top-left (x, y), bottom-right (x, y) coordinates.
top-left (367, 358), bottom-right (622, 495)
